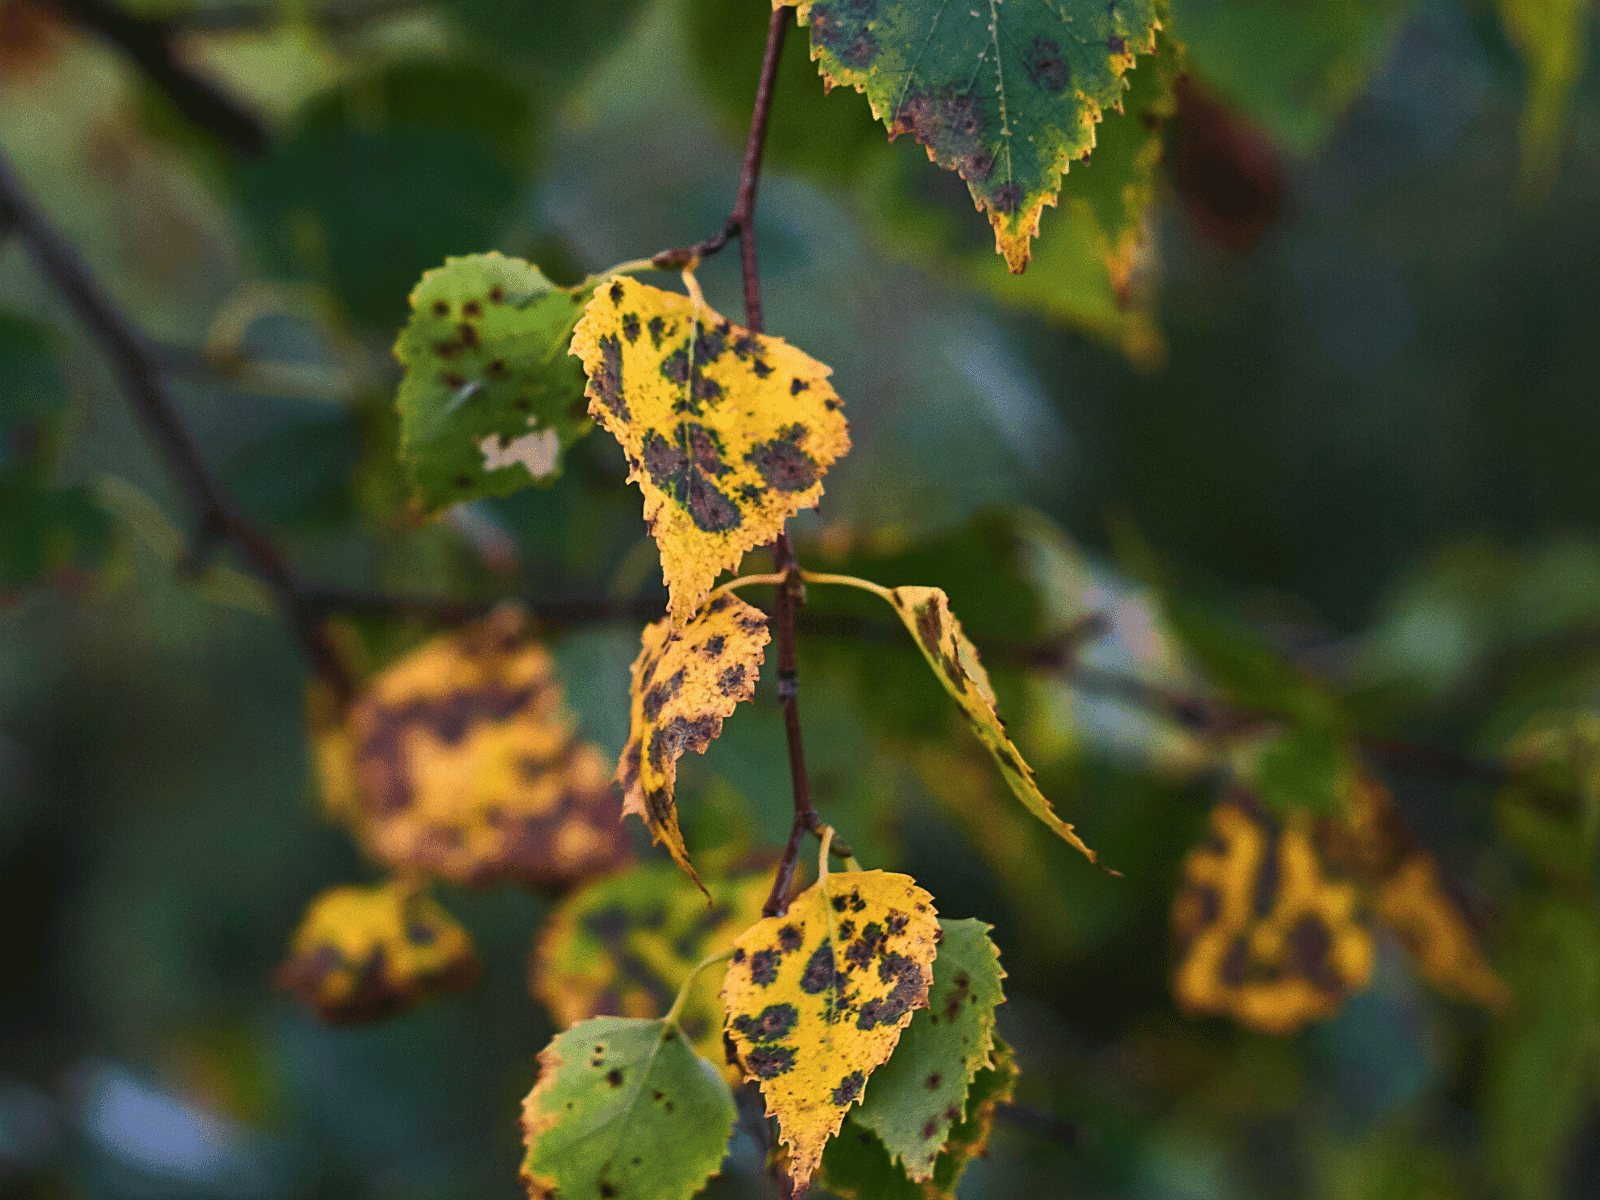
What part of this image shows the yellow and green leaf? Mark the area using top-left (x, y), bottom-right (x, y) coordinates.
top-left (721, 868), bottom-right (940, 1191)
top-left (395, 253), bottom-right (597, 514)
top-left (571, 275), bottom-right (850, 625)
top-left (519, 1016), bottom-right (737, 1200)
top-left (618, 593), bottom-right (771, 892)
top-left (275, 880), bottom-right (479, 1022)
top-left (784, 0), bottom-right (1162, 272)
top-left (1499, 0), bottom-right (1591, 199)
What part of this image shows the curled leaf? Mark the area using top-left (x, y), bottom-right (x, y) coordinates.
top-left (276, 880), bottom-right (478, 1022)
top-left (571, 275), bottom-right (850, 624)
top-left (721, 868), bottom-right (939, 1192)
top-left (618, 593), bottom-right (771, 891)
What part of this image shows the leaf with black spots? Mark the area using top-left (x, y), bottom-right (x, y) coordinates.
top-left (275, 880), bottom-right (478, 1022)
top-left (532, 862), bottom-right (769, 1077)
top-left (783, 0), bottom-right (1161, 272)
top-left (570, 275), bottom-right (850, 625)
top-left (395, 252), bottom-right (597, 515)
top-left (335, 605), bottom-right (630, 890)
top-left (520, 1016), bottom-right (737, 1200)
top-left (618, 593), bottom-right (771, 891)
top-left (721, 868), bottom-right (939, 1191)
top-left (853, 919), bottom-right (1006, 1180)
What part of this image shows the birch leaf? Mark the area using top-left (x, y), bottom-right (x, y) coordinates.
top-left (342, 606), bottom-right (630, 890)
top-left (395, 252), bottom-right (595, 515)
top-left (721, 869), bottom-right (939, 1192)
top-left (532, 862), bottom-right (770, 1074)
top-left (783, 0), bottom-right (1161, 272)
top-left (885, 585), bottom-right (1101, 866)
top-left (571, 275), bottom-right (850, 625)
top-left (276, 880), bottom-right (478, 1022)
top-left (854, 918), bottom-right (1006, 1180)
top-left (519, 1016), bottom-right (737, 1200)
top-left (618, 593), bottom-right (771, 892)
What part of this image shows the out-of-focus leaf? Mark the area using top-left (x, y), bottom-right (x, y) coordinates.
top-left (275, 879), bottom-right (479, 1022)
top-left (1498, 0), bottom-right (1591, 198)
top-left (532, 861), bottom-right (769, 1074)
top-left (438, 0), bottom-right (649, 92)
top-left (1498, 710), bottom-right (1600, 881)
top-left (221, 412), bottom-right (359, 528)
top-left (334, 605), bottom-right (630, 889)
top-left (617, 593), bottom-right (771, 892)
top-left (572, 274), bottom-right (850, 624)
top-left (394, 253), bottom-right (597, 514)
top-left (783, 0), bottom-right (1161, 272)
top-left (722, 868), bottom-right (939, 1192)
top-left (853, 919), bottom-right (1005, 1180)
top-left (519, 1016), bottom-right (737, 1200)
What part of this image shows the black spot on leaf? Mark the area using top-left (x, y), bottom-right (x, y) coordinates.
top-left (800, 942), bottom-right (837, 994)
top-left (832, 1070), bottom-right (866, 1106)
top-left (745, 423), bottom-right (819, 493)
top-left (749, 948), bottom-right (780, 986)
top-left (1023, 37), bottom-right (1071, 91)
top-left (747, 1044), bottom-right (796, 1078)
top-left (592, 335), bottom-right (627, 421)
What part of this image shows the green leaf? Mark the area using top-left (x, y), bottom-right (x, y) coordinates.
top-left (395, 253), bottom-right (597, 515)
top-left (854, 919), bottom-right (1006, 1180)
top-left (520, 1016), bottom-right (737, 1200)
top-left (785, 0), bottom-right (1162, 271)
top-left (1499, 0), bottom-right (1592, 198)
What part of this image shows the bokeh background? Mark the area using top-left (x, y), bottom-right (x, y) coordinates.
top-left (2, 0), bottom-right (1600, 1197)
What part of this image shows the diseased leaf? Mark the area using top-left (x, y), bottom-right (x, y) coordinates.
top-left (519, 1016), bottom-right (737, 1200)
top-left (1171, 791), bottom-right (1374, 1035)
top-left (395, 253), bottom-right (596, 514)
top-left (532, 862), bottom-right (769, 1074)
top-left (571, 275), bottom-right (850, 624)
top-left (617, 593), bottom-right (771, 892)
top-left (885, 585), bottom-right (1101, 866)
top-left (926, 1036), bottom-right (1019, 1196)
top-left (275, 880), bottom-right (479, 1022)
top-left (784, 0), bottom-right (1162, 271)
top-left (340, 605), bottom-right (630, 889)
top-left (853, 918), bottom-right (1006, 1180)
top-left (722, 868), bottom-right (940, 1191)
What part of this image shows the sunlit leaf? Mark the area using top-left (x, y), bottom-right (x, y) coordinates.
top-left (618, 592), bottom-right (771, 892)
top-left (721, 868), bottom-right (940, 1191)
top-left (853, 918), bottom-right (1006, 1180)
top-left (519, 1016), bottom-right (737, 1200)
top-left (338, 605), bottom-right (630, 889)
top-left (275, 880), bottom-right (479, 1022)
top-left (571, 275), bottom-right (850, 625)
top-left (532, 862), bottom-right (769, 1074)
top-left (784, 0), bottom-right (1162, 271)
top-left (884, 585), bottom-right (1101, 866)
top-left (395, 253), bottom-right (597, 514)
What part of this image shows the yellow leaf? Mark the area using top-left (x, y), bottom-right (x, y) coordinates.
top-left (570, 275), bottom-right (850, 625)
top-left (1171, 792), bottom-right (1374, 1035)
top-left (618, 593), bottom-right (771, 892)
top-left (885, 585), bottom-right (1101, 867)
top-left (275, 880), bottom-right (478, 1022)
top-left (340, 606), bottom-right (629, 889)
top-left (721, 868), bottom-right (940, 1192)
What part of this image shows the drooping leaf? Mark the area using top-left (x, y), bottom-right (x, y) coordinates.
top-left (721, 868), bottom-right (940, 1191)
top-left (783, 0), bottom-right (1162, 271)
top-left (337, 605), bottom-right (630, 889)
top-left (275, 880), bottom-right (479, 1022)
top-left (884, 585), bottom-right (1101, 866)
top-left (853, 918), bottom-right (1006, 1180)
top-left (617, 592), bottom-right (771, 892)
top-left (532, 862), bottom-right (769, 1073)
top-left (1171, 791), bottom-right (1374, 1034)
top-left (571, 275), bottom-right (850, 624)
top-left (519, 1016), bottom-right (737, 1200)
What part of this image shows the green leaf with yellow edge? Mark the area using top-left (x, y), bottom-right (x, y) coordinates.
top-left (820, 1037), bottom-right (1020, 1200)
top-left (532, 861), bottom-right (770, 1076)
top-left (722, 867), bottom-right (940, 1192)
top-left (783, 0), bottom-right (1162, 272)
top-left (519, 1016), bottom-right (737, 1200)
top-left (884, 584), bottom-right (1102, 867)
top-left (275, 880), bottom-right (479, 1022)
top-left (571, 275), bottom-right (850, 625)
top-left (338, 605), bottom-right (630, 890)
top-left (853, 918), bottom-right (1005, 1180)
top-left (395, 252), bottom-right (596, 515)
top-left (617, 592), bottom-right (771, 893)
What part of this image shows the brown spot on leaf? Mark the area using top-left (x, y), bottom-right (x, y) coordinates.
top-left (609, 280), bottom-right (624, 304)
top-left (832, 1070), bottom-right (866, 1106)
top-left (605, 1068), bottom-right (623, 1086)
top-left (926, 1072), bottom-right (942, 1089)
top-left (622, 313), bottom-right (640, 343)
top-left (801, 941), bottom-right (837, 994)
top-left (747, 1044), bottom-right (797, 1078)
top-left (1023, 37), bottom-right (1070, 92)
top-left (856, 952), bottom-right (923, 1030)
top-left (592, 334), bottom-right (627, 421)
top-left (745, 423), bottom-right (819, 493)
top-left (431, 300), bottom-right (450, 317)
top-left (778, 924), bottom-right (803, 952)
top-left (749, 948), bottom-right (780, 986)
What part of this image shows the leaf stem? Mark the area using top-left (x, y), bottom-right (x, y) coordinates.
top-left (796, 570), bottom-right (896, 601)
top-left (664, 948), bottom-right (736, 1026)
